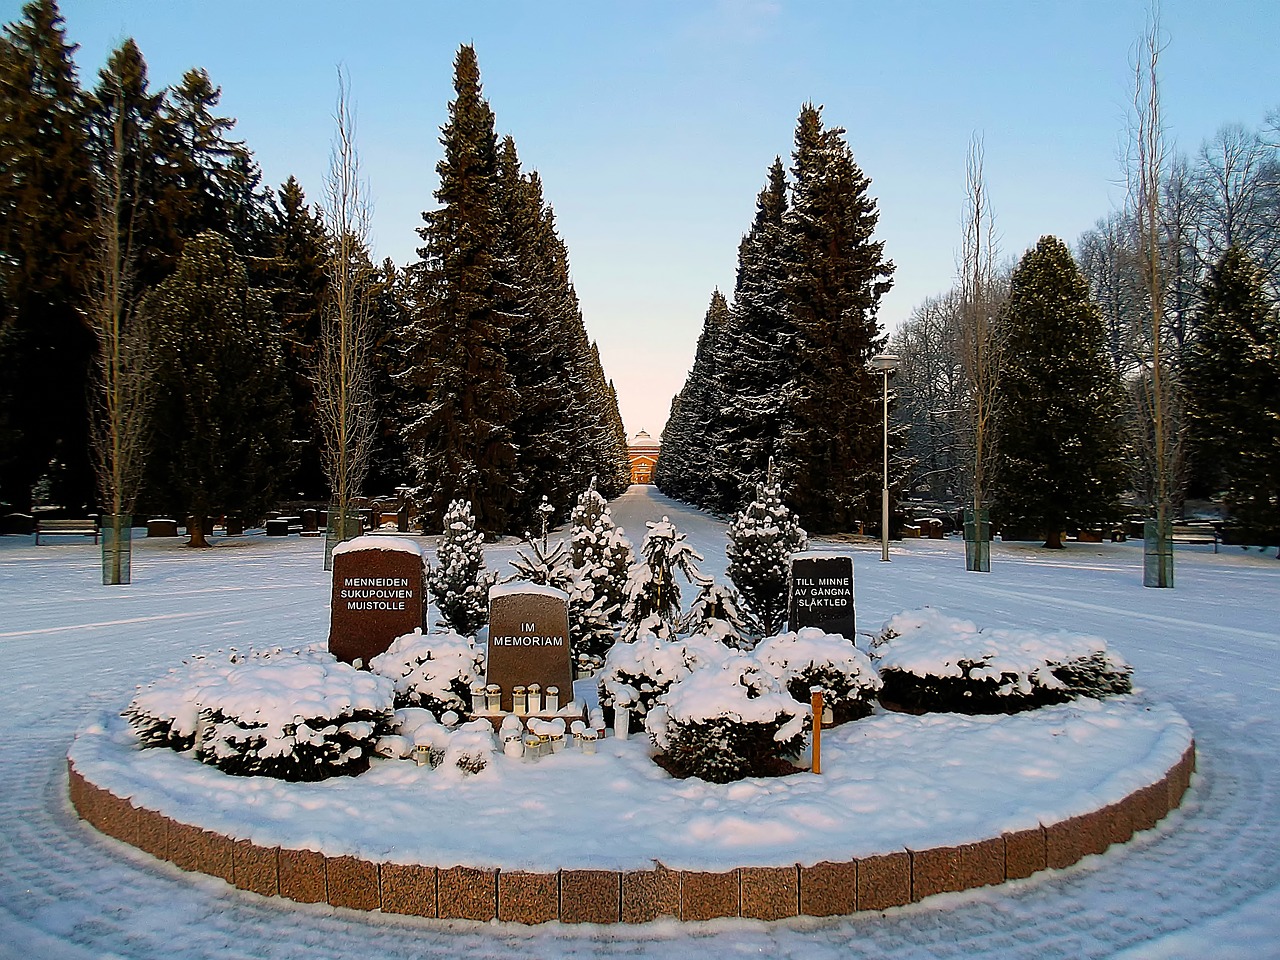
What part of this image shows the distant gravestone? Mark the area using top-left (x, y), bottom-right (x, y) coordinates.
top-left (788, 552), bottom-right (856, 639)
top-left (328, 536), bottom-right (428, 666)
top-left (486, 583), bottom-right (572, 714)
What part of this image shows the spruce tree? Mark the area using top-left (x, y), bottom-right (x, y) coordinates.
top-left (263, 176), bottom-right (331, 499)
top-left (726, 471), bottom-right (808, 639)
top-left (0, 0), bottom-right (97, 512)
top-left (429, 498), bottom-right (497, 635)
top-left (400, 45), bottom-right (518, 534)
top-left (715, 158), bottom-right (795, 513)
top-left (1185, 247), bottom-right (1280, 542)
top-left (569, 478), bottom-right (635, 621)
top-left (776, 104), bottom-right (895, 533)
top-left (993, 236), bottom-right (1128, 548)
top-left (140, 232), bottom-right (292, 546)
top-left (621, 517), bottom-right (704, 640)
top-left (654, 290), bottom-right (730, 505)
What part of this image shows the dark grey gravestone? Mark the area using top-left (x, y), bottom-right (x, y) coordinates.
top-left (788, 552), bottom-right (855, 638)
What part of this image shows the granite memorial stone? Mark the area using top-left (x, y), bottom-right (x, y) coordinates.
top-left (486, 584), bottom-right (572, 714)
top-left (788, 552), bottom-right (855, 638)
top-left (328, 536), bottom-right (428, 666)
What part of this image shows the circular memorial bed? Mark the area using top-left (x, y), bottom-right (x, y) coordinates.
top-left (68, 693), bottom-right (1194, 924)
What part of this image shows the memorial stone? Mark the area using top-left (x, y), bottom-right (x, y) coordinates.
top-left (788, 552), bottom-right (856, 638)
top-left (486, 584), bottom-right (572, 714)
top-left (328, 536), bottom-right (428, 666)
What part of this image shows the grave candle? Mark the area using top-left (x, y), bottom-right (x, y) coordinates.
top-left (546, 685), bottom-right (560, 712)
top-left (470, 682), bottom-right (486, 715)
top-left (528, 683), bottom-right (542, 714)
top-left (512, 685), bottom-right (527, 716)
top-left (485, 683), bottom-right (501, 713)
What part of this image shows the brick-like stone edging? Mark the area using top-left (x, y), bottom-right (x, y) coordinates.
top-left (67, 742), bottom-right (1195, 924)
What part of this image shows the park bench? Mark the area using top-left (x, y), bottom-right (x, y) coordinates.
top-left (1171, 523), bottom-right (1220, 553)
top-left (35, 518), bottom-right (99, 544)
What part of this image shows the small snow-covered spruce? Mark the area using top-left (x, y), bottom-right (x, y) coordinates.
top-left (597, 632), bottom-right (729, 734)
top-left (726, 473), bottom-right (808, 641)
top-left (368, 629), bottom-right (485, 718)
top-left (647, 653), bottom-right (808, 783)
top-left (508, 531), bottom-right (616, 672)
top-left (621, 516), bottom-right (703, 641)
top-left (569, 479), bottom-right (635, 621)
top-left (126, 646), bottom-right (396, 781)
top-left (681, 577), bottom-right (751, 650)
top-left (429, 499), bottom-right (496, 635)
top-left (872, 608), bottom-right (1133, 715)
top-left (754, 628), bottom-right (881, 724)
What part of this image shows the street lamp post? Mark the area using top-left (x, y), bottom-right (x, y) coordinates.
top-left (870, 353), bottom-right (898, 562)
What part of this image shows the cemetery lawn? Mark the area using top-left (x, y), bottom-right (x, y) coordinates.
top-left (3, 485), bottom-right (1280, 959)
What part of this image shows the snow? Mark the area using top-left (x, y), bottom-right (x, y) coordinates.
top-left (2, 484), bottom-right (1280, 959)
top-left (331, 535), bottom-right (425, 558)
top-left (488, 581), bottom-right (569, 601)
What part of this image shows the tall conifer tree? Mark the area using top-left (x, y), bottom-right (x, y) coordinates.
top-left (1184, 247), bottom-right (1280, 541)
top-left (776, 104), bottom-right (894, 533)
top-left (715, 157), bottom-right (794, 513)
top-left (0, 0), bottom-right (96, 511)
top-left (993, 236), bottom-right (1127, 548)
top-left (401, 45), bottom-right (518, 534)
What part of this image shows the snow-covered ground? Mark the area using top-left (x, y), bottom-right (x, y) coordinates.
top-left (2, 485), bottom-right (1279, 959)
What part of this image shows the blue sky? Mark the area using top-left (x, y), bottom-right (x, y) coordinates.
top-left (27, 0), bottom-right (1280, 436)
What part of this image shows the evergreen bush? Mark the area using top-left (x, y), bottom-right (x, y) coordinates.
top-left (872, 608), bottom-right (1133, 714)
top-left (368, 629), bottom-right (485, 717)
top-left (597, 631), bottom-right (728, 734)
top-left (125, 645), bottom-right (396, 781)
top-left (754, 627), bottom-right (881, 724)
top-left (646, 654), bottom-right (808, 783)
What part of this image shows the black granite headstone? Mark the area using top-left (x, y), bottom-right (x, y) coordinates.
top-left (787, 552), bottom-right (855, 638)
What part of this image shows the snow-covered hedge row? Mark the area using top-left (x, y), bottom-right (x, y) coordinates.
top-left (368, 629), bottom-right (485, 718)
top-left (124, 645), bottom-right (396, 781)
top-left (872, 608), bottom-right (1133, 715)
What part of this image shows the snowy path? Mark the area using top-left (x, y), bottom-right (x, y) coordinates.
top-left (2, 486), bottom-right (1278, 959)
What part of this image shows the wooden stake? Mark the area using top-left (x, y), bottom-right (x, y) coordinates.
top-left (810, 687), bottom-right (823, 775)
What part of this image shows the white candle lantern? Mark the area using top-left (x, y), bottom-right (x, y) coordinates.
top-left (512, 685), bottom-right (527, 716)
top-left (470, 682), bottom-right (486, 715)
top-left (485, 683), bottom-right (501, 713)
top-left (527, 683), bottom-right (542, 715)
top-left (546, 685), bottom-right (560, 712)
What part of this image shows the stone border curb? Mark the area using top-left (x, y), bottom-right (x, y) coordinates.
top-left (67, 741), bottom-right (1195, 925)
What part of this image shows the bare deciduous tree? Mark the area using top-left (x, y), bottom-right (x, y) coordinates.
top-left (1128, 5), bottom-right (1180, 587)
top-left (958, 134), bottom-right (1003, 570)
top-left (317, 67), bottom-right (376, 565)
top-left (88, 74), bottom-right (153, 585)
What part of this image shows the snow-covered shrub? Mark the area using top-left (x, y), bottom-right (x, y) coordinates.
top-left (441, 718), bottom-right (496, 775)
top-left (681, 578), bottom-right (750, 650)
top-left (726, 475), bottom-right (808, 639)
top-left (597, 631), bottom-right (728, 733)
top-left (429, 499), bottom-right (496, 635)
top-left (621, 516), bottom-right (703, 640)
top-left (375, 707), bottom-right (453, 763)
top-left (125, 645), bottom-right (396, 781)
top-left (872, 608), bottom-right (1133, 715)
top-left (754, 628), bottom-right (882, 724)
top-left (647, 653), bottom-right (808, 783)
top-left (368, 629), bottom-right (485, 717)
top-left (569, 478), bottom-right (634, 620)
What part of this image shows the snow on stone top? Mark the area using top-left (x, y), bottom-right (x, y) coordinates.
top-left (791, 550), bottom-right (854, 562)
top-left (332, 535), bottom-right (425, 558)
top-left (489, 581), bottom-right (569, 601)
